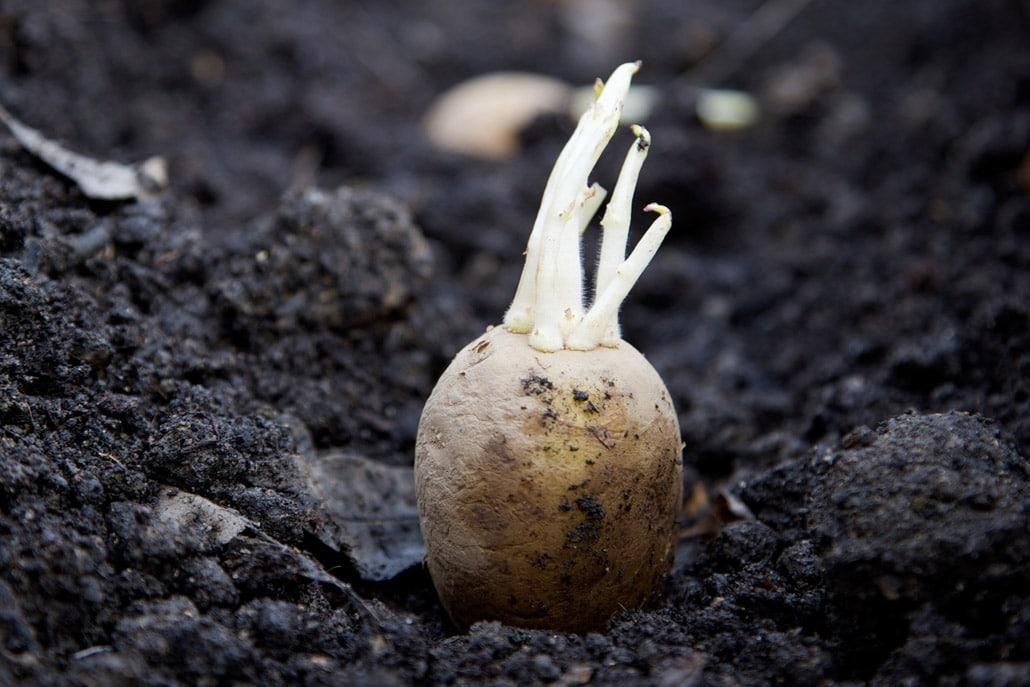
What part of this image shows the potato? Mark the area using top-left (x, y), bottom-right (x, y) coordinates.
top-left (415, 326), bottom-right (682, 631)
top-left (415, 63), bottom-right (682, 632)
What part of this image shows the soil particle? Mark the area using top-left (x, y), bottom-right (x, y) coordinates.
top-left (522, 375), bottom-right (556, 396)
top-left (575, 495), bottom-right (606, 522)
top-left (565, 522), bottom-right (601, 547)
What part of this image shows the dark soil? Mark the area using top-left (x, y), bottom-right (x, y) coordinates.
top-left (2, 1), bottom-right (1029, 685)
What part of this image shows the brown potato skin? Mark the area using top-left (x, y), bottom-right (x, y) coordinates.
top-left (415, 326), bottom-right (683, 632)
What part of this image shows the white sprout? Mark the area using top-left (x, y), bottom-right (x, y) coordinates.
top-left (503, 62), bottom-right (673, 352)
top-left (594, 124), bottom-right (650, 346)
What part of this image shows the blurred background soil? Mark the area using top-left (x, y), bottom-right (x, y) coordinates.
top-left (1, 1), bottom-right (1029, 685)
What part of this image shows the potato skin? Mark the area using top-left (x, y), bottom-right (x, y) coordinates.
top-left (415, 326), bottom-right (683, 632)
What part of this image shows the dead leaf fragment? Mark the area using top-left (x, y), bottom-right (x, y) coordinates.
top-left (154, 487), bottom-right (252, 550)
top-left (157, 486), bottom-right (381, 623)
top-left (0, 103), bottom-right (167, 200)
top-left (302, 451), bottom-right (424, 582)
top-left (679, 485), bottom-right (755, 539)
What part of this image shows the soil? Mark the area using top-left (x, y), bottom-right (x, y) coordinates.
top-left (1, 1), bottom-right (1029, 685)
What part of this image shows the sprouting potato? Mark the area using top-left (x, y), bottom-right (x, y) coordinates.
top-left (416, 62), bottom-right (683, 632)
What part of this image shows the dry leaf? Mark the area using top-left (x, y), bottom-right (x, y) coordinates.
top-left (679, 485), bottom-right (755, 539)
top-left (303, 451), bottom-right (424, 582)
top-left (0, 103), bottom-right (167, 200)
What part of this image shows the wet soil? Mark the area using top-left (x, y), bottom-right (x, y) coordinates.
top-left (1, 1), bottom-right (1029, 685)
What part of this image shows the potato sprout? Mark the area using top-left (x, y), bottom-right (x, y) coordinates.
top-left (502, 61), bottom-right (672, 352)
